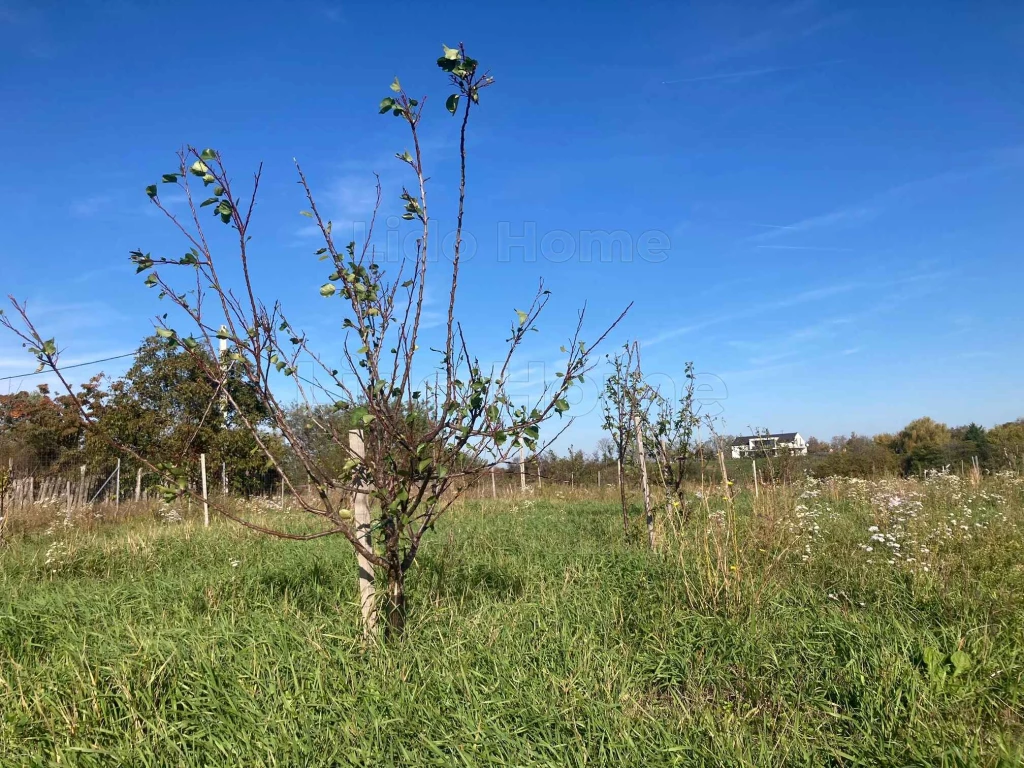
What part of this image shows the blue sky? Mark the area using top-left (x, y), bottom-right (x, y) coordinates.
top-left (1, 0), bottom-right (1022, 449)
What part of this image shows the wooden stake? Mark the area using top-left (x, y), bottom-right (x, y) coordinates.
top-left (115, 458), bottom-right (121, 513)
top-left (633, 412), bottom-right (655, 549)
top-left (519, 439), bottom-right (527, 493)
top-left (64, 480), bottom-right (72, 524)
top-left (135, 467), bottom-right (143, 502)
top-left (752, 459), bottom-right (759, 499)
top-left (490, 467), bottom-right (497, 499)
top-left (718, 450), bottom-right (732, 504)
top-left (349, 429), bottom-right (377, 639)
top-left (200, 453), bottom-right (210, 527)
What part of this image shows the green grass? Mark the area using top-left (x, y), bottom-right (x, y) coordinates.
top-left (2, 477), bottom-right (1023, 766)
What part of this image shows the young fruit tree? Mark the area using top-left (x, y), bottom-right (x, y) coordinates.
top-left (2, 44), bottom-right (627, 638)
top-left (645, 361), bottom-right (709, 524)
top-left (600, 343), bottom-right (641, 537)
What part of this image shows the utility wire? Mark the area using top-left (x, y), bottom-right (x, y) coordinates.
top-left (0, 352), bottom-right (136, 383)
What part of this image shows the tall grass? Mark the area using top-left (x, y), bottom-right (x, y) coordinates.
top-left (2, 474), bottom-right (1023, 766)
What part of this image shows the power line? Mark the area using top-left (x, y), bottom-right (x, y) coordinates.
top-left (0, 352), bottom-right (136, 383)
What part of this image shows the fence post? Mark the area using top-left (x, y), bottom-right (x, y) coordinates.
top-left (490, 467), bottom-right (496, 500)
top-left (752, 459), bottom-right (759, 499)
top-left (349, 429), bottom-right (377, 639)
top-left (64, 480), bottom-right (73, 525)
top-left (519, 440), bottom-right (527, 493)
top-left (115, 459), bottom-right (121, 513)
top-left (221, 461), bottom-right (227, 496)
top-left (200, 453), bottom-right (210, 527)
top-left (135, 468), bottom-right (143, 502)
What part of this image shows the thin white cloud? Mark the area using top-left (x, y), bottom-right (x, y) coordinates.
top-left (643, 267), bottom-right (951, 350)
top-left (748, 151), bottom-right (1024, 244)
top-left (70, 195), bottom-right (113, 217)
top-left (663, 59), bottom-right (845, 86)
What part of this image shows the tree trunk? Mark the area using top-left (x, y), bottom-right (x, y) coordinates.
top-left (384, 566), bottom-right (406, 638)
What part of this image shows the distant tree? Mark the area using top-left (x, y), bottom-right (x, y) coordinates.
top-left (89, 336), bottom-right (281, 495)
top-left (0, 380), bottom-right (104, 474)
top-left (873, 433), bottom-right (897, 452)
top-left (988, 419), bottom-right (1024, 470)
top-left (811, 434), bottom-right (899, 478)
top-left (805, 436), bottom-right (830, 455)
top-left (895, 417), bottom-right (952, 474)
top-left (828, 435), bottom-right (849, 452)
top-left (945, 422), bottom-right (991, 469)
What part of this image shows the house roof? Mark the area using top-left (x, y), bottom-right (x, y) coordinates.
top-left (731, 432), bottom-right (800, 445)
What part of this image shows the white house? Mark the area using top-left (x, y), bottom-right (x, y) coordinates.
top-left (730, 432), bottom-right (807, 459)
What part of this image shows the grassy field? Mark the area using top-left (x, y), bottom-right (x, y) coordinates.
top-left (2, 474), bottom-right (1023, 766)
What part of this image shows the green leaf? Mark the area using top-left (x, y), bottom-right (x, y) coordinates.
top-left (390, 77), bottom-right (401, 92)
top-left (319, 283), bottom-right (336, 297)
top-left (442, 44), bottom-right (459, 61)
top-left (200, 197), bottom-right (218, 207)
top-left (145, 184), bottom-right (158, 198)
top-left (417, 458), bottom-right (432, 472)
top-left (950, 650), bottom-right (972, 677)
top-left (161, 174), bottom-right (179, 183)
top-left (300, 210), bottom-right (314, 218)
top-left (445, 94), bottom-right (460, 115)
top-left (379, 97), bottom-right (395, 114)
top-left (189, 160), bottom-right (209, 176)
top-left (515, 309), bottom-right (528, 326)
top-left (200, 148), bottom-right (217, 160)
top-left (155, 327), bottom-right (174, 339)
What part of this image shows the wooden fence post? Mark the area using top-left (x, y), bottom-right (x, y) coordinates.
top-left (349, 429), bottom-right (377, 639)
top-left (490, 467), bottom-right (497, 500)
top-left (519, 440), bottom-right (527, 493)
top-left (752, 459), bottom-right (759, 499)
top-left (200, 453), bottom-right (210, 527)
top-left (135, 468), bottom-right (143, 502)
top-left (633, 412), bottom-right (655, 549)
top-left (64, 480), bottom-right (73, 524)
top-left (115, 459), bottom-right (121, 513)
